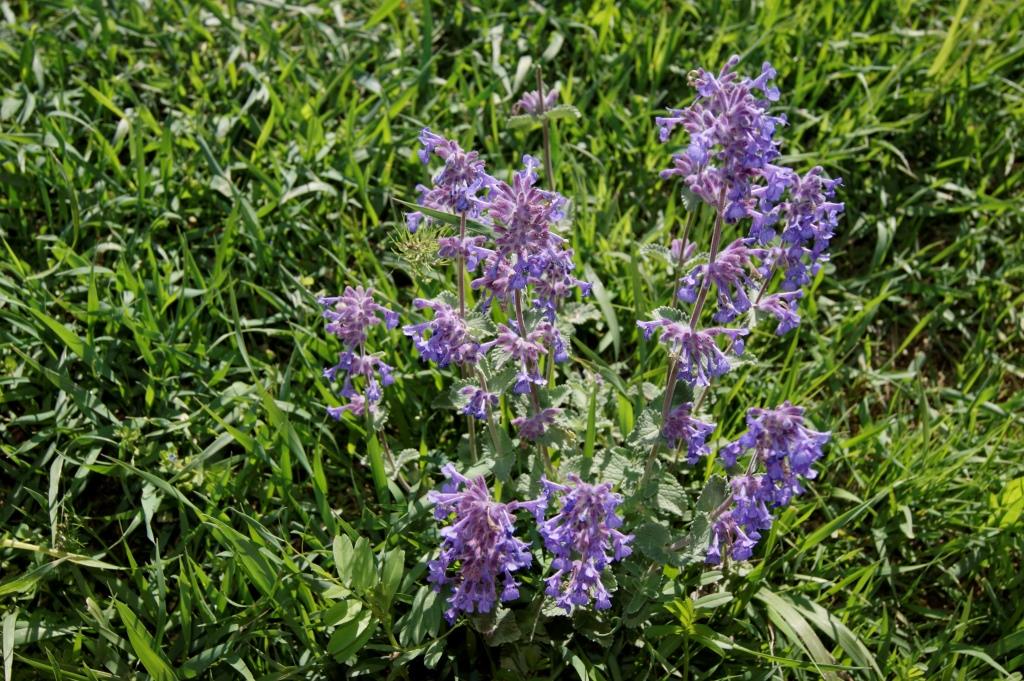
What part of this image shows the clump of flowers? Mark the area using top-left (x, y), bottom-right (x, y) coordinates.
top-left (317, 286), bottom-right (398, 418)
top-left (639, 54), bottom-right (842, 564)
top-left (428, 465), bottom-right (540, 622)
top-left (532, 476), bottom-right (633, 612)
top-left (318, 57), bottom-right (842, 633)
top-left (404, 130), bottom-right (587, 443)
top-left (708, 403), bottom-right (829, 563)
top-left (514, 87), bottom-right (559, 116)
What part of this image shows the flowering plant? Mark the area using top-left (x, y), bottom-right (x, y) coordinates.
top-left (318, 57), bottom-right (842, 667)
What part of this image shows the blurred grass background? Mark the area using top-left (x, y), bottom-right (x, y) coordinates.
top-left (1, 0), bottom-right (1022, 678)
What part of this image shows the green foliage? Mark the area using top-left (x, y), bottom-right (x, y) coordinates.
top-left (0, 0), bottom-right (1022, 679)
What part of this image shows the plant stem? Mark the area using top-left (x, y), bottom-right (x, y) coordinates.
top-left (475, 367), bottom-right (504, 459)
top-left (536, 66), bottom-right (555, 192)
top-left (669, 208), bottom-right (698, 310)
top-left (753, 261), bottom-right (778, 305)
top-left (457, 211), bottom-right (479, 463)
top-left (644, 188), bottom-right (727, 482)
top-left (535, 66), bottom-right (560, 388)
top-left (514, 289), bottom-right (553, 475)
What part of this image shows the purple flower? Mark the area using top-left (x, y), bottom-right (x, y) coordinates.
top-left (754, 290), bottom-right (803, 335)
top-left (528, 245), bottom-right (590, 319)
top-left (657, 57), bottom-right (786, 216)
top-left (318, 288), bottom-right (398, 418)
top-left (403, 298), bottom-right (481, 368)
top-left (514, 87), bottom-right (560, 116)
top-left (636, 318), bottom-right (747, 386)
top-left (533, 319), bottom-right (569, 363)
top-left (428, 465), bottom-right (539, 622)
top-left (407, 129), bottom-right (493, 232)
top-left (720, 402), bottom-right (829, 506)
top-left (483, 322), bottom-right (548, 367)
top-left (677, 239), bottom-right (765, 323)
top-left (671, 238), bottom-right (698, 263)
top-left (318, 286), bottom-right (398, 348)
top-left (470, 252), bottom-right (517, 307)
top-left (512, 407), bottom-right (561, 441)
top-left (486, 155), bottom-right (566, 281)
top-left (779, 167), bottom-right (844, 261)
top-left (531, 475), bottom-right (633, 612)
top-left (437, 235), bottom-right (494, 272)
top-left (458, 385), bottom-right (498, 420)
top-left (663, 403), bottom-right (715, 463)
top-left (707, 474), bottom-right (774, 564)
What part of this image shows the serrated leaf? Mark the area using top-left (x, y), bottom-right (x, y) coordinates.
top-left (651, 305), bottom-right (684, 323)
top-left (485, 428), bottom-right (516, 483)
top-left (627, 408), bottom-right (661, 448)
top-left (653, 471), bottom-right (689, 517)
top-left (633, 521), bottom-right (672, 564)
top-left (695, 475), bottom-right (728, 514)
top-left (562, 301), bottom-right (602, 325)
top-left (544, 104), bottom-right (581, 122)
top-left (680, 187), bottom-right (700, 212)
top-left (483, 607), bottom-right (521, 646)
top-left (570, 447), bottom-right (634, 488)
top-left (507, 114), bottom-right (537, 129)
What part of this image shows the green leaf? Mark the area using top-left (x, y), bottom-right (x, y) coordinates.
top-left (3, 609), bottom-right (14, 681)
top-left (398, 585), bottom-right (442, 647)
top-left (327, 609), bottom-right (376, 662)
top-left (754, 588), bottom-right (839, 679)
top-left (333, 535), bottom-right (354, 586)
top-left (544, 104), bottom-right (581, 121)
top-left (350, 537), bottom-right (376, 594)
top-left (583, 385), bottom-right (597, 459)
top-left (482, 607), bottom-right (521, 646)
top-left (780, 593), bottom-right (883, 679)
top-left (321, 599), bottom-right (363, 627)
top-left (633, 521), bottom-right (672, 564)
top-left (507, 114), bottom-right (537, 129)
top-left (626, 408), bottom-right (661, 449)
top-left (380, 548), bottom-right (405, 608)
top-left (653, 470), bottom-right (688, 517)
top-left (392, 198), bottom-right (490, 235)
top-left (114, 601), bottom-right (178, 681)
top-left (695, 475), bottom-right (728, 514)
top-left (584, 265), bottom-right (620, 355)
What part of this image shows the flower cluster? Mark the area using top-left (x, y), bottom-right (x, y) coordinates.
top-left (640, 56), bottom-right (839, 564)
top-left (653, 56), bottom-right (844, 338)
top-left (663, 402), bottom-right (716, 463)
top-left (429, 467), bottom-right (631, 620)
top-left (677, 239), bottom-right (765, 323)
top-left (657, 57), bottom-right (784, 217)
top-left (428, 465), bottom-right (539, 622)
top-left (637, 317), bottom-right (747, 386)
top-left (405, 131), bottom-right (589, 441)
top-left (407, 128), bottom-right (492, 233)
top-left (403, 298), bottom-right (481, 368)
top-left (514, 87), bottom-right (559, 116)
top-left (532, 476), bottom-right (633, 612)
top-left (705, 403), bottom-right (829, 564)
top-left (317, 287), bottom-right (398, 418)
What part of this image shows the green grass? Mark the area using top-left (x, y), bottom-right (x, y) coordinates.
top-left (1, 0), bottom-right (1023, 678)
